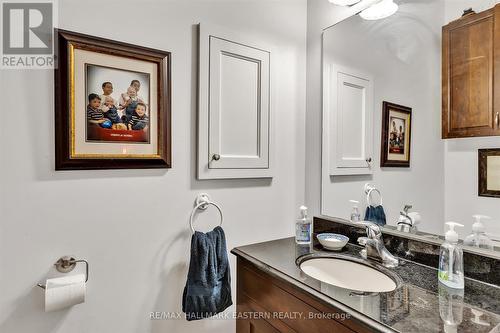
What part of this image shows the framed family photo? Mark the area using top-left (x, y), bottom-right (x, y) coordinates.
top-left (55, 29), bottom-right (171, 170)
top-left (479, 149), bottom-right (500, 198)
top-left (380, 102), bottom-right (412, 168)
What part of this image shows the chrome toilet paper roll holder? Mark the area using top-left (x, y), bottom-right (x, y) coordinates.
top-left (37, 256), bottom-right (89, 289)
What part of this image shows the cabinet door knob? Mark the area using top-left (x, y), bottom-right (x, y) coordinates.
top-left (366, 157), bottom-right (372, 163)
top-left (212, 154), bottom-right (221, 161)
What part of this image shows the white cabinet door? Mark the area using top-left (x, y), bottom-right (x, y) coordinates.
top-left (198, 24), bottom-right (272, 179)
top-left (209, 37), bottom-right (270, 169)
top-left (324, 64), bottom-right (374, 175)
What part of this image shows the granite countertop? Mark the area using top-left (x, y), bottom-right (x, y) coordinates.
top-left (231, 237), bottom-right (500, 333)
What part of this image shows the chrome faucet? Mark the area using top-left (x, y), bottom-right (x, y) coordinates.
top-left (397, 204), bottom-right (413, 232)
top-left (356, 221), bottom-right (399, 268)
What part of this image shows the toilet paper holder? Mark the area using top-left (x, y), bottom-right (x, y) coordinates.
top-left (37, 256), bottom-right (89, 289)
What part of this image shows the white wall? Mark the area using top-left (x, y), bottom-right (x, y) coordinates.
top-left (0, 1), bottom-right (307, 332)
top-left (443, 0), bottom-right (500, 239)
top-left (308, 0), bottom-right (445, 234)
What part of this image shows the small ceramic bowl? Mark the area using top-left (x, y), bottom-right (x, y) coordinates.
top-left (317, 233), bottom-right (349, 251)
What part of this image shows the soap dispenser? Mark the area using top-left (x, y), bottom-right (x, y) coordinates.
top-left (464, 215), bottom-right (493, 250)
top-left (439, 282), bottom-right (464, 333)
top-left (295, 206), bottom-right (312, 245)
top-left (349, 200), bottom-right (361, 222)
top-left (438, 222), bottom-right (464, 289)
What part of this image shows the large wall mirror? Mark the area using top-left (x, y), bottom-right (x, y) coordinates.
top-left (321, 0), bottom-right (500, 256)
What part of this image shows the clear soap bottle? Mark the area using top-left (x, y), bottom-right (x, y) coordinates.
top-left (438, 222), bottom-right (464, 289)
top-left (295, 206), bottom-right (311, 244)
top-left (439, 282), bottom-right (464, 333)
top-left (463, 215), bottom-right (493, 250)
top-left (349, 200), bottom-right (361, 222)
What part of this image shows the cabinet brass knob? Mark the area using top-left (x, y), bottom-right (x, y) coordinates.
top-left (212, 154), bottom-right (221, 161)
top-left (366, 157), bottom-right (372, 163)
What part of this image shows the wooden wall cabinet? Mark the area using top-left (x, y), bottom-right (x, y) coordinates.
top-left (236, 258), bottom-right (373, 333)
top-left (442, 5), bottom-right (500, 138)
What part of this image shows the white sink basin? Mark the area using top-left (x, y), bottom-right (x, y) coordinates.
top-left (299, 257), bottom-right (398, 292)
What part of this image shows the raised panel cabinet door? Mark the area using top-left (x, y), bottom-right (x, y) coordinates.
top-left (208, 37), bottom-right (270, 169)
top-left (325, 64), bottom-right (374, 175)
top-left (442, 6), bottom-right (500, 138)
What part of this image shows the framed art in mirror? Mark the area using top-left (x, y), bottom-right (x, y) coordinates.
top-left (479, 149), bottom-right (500, 198)
top-left (55, 29), bottom-right (171, 170)
top-left (380, 101), bottom-right (412, 168)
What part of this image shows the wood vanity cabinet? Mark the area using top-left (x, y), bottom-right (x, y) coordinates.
top-left (442, 5), bottom-right (500, 138)
top-left (236, 258), bottom-right (374, 333)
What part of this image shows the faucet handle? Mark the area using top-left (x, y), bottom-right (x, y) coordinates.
top-left (403, 204), bottom-right (412, 213)
top-left (356, 221), bottom-right (382, 239)
top-left (357, 237), bottom-right (369, 246)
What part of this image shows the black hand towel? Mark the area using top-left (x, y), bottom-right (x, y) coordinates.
top-left (182, 226), bottom-right (232, 321)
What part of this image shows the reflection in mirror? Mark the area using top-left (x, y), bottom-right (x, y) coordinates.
top-left (320, 0), bottom-right (500, 254)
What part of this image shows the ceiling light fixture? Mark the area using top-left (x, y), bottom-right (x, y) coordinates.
top-left (328, 0), bottom-right (361, 6)
top-left (359, 0), bottom-right (398, 20)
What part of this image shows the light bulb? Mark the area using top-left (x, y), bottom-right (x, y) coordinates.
top-left (328, 0), bottom-right (361, 6)
top-left (359, 0), bottom-right (398, 20)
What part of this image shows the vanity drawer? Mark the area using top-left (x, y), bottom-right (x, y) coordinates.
top-left (237, 296), bottom-right (297, 333)
top-left (236, 258), bottom-right (371, 333)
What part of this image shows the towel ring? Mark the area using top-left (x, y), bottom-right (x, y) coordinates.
top-left (189, 193), bottom-right (223, 234)
top-left (364, 183), bottom-right (383, 207)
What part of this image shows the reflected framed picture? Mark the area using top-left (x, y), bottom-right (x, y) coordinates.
top-left (479, 149), bottom-right (500, 198)
top-left (55, 29), bottom-right (171, 170)
top-left (380, 101), bottom-right (412, 168)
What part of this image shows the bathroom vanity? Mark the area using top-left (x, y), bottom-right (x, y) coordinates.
top-left (234, 252), bottom-right (371, 333)
top-left (231, 218), bottom-right (500, 333)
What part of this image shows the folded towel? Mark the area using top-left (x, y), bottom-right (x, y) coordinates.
top-left (182, 226), bottom-right (232, 321)
top-left (364, 205), bottom-right (386, 226)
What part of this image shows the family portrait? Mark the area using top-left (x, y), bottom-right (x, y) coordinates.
top-left (389, 116), bottom-right (406, 155)
top-left (381, 101), bottom-right (412, 167)
top-left (56, 30), bottom-right (169, 170)
top-left (86, 64), bottom-right (151, 143)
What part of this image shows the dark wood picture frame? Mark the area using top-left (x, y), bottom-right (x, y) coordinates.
top-left (380, 101), bottom-right (412, 168)
top-left (55, 29), bottom-right (171, 170)
top-left (479, 149), bottom-right (500, 198)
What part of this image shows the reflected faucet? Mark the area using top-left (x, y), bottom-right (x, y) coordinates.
top-left (397, 204), bottom-right (413, 232)
top-left (356, 221), bottom-right (399, 268)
